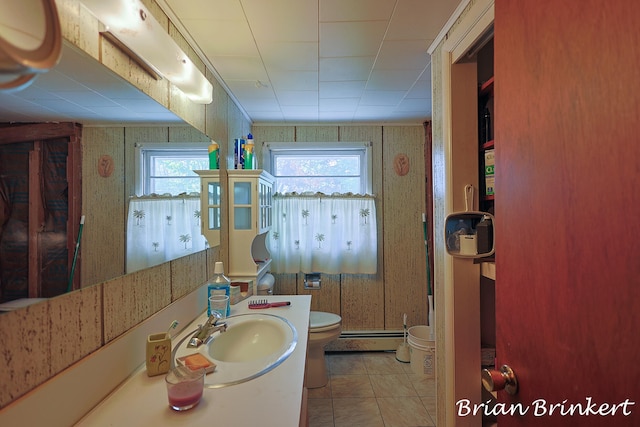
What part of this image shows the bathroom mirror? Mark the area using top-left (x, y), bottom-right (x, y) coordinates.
top-left (0, 40), bottom-right (217, 306)
top-left (444, 211), bottom-right (495, 258)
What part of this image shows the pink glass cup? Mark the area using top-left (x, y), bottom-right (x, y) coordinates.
top-left (165, 366), bottom-right (205, 411)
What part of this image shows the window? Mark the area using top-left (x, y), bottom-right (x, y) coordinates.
top-left (128, 142), bottom-right (209, 273)
top-left (135, 142), bottom-right (208, 196)
top-left (264, 142), bottom-right (372, 194)
top-left (264, 142), bottom-right (377, 275)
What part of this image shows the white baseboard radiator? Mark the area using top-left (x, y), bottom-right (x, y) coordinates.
top-left (325, 330), bottom-right (404, 352)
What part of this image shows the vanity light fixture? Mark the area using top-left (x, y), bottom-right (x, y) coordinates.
top-left (80, 0), bottom-right (213, 104)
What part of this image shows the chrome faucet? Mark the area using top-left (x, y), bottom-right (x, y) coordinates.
top-left (187, 312), bottom-right (227, 348)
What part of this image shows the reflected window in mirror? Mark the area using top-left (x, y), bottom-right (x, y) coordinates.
top-left (127, 143), bottom-right (210, 273)
top-left (135, 142), bottom-right (209, 196)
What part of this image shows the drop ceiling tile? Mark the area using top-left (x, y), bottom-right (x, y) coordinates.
top-left (320, 21), bottom-right (388, 57)
top-left (240, 98), bottom-right (282, 111)
top-left (269, 71), bottom-right (318, 91)
top-left (0, 0), bottom-right (459, 124)
top-left (319, 0), bottom-right (395, 22)
top-left (55, 91), bottom-right (119, 107)
top-left (250, 111), bottom-right (286, 122)
top-left (31, 69), bottom-right (86, 92)
top-left (395, 97), bottom-right (430, 111)
top-left (405, 74), bottom-right (431, 98)
top-left (318, 111), bottom-right (356, 121)
top-left (260, 42), bottom-right (318, 71)
top-left (359, 90), bottom-right (405, 105)
top-left (130, 112), bottom-right (185, 123)
top-left (319, 97), bottom-right (360, 111)
top-left (367, 69), bottom-right (420, 91)
top-left (242, 0), bottom-right (318, 42)
top-left (385, 110), bottom-right (428, 122)
top-left (375, 40), bottom-right (431, 70)
top-left (277, 90), bottom-right (318, 106)
top-left (13, 83), bottom-right (62, 102)
top-left (280, 105), bottom-right (318, 116)
top-left (319, 57), bottom-right (375, 81)
top-left (387, 0), bottom-right (459, 40)
top-left (186, 19), bottom-right (258, 57)
top-left (352, 105), bottom-right (393, 120)
top-left (210, 56), bottom-right (269, 81)
top-left (55, 49), bottom-right (116, 85)
top-left (225, 80), bottom-right (277, 98)
top-left (34, 98), bottom-right (93, 114)
top-left (319, 80), bottom-right (366, 98)
top-left (86, 106), bottom-right (134, 118)
top-left (166, 0), bottom-right (245, 20)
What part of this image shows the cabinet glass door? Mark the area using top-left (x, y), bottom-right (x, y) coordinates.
top-left (258, 179), bottom-right (272, 230)
top-left (233, 181), bottom-right (252, 230)
top-left (207, 182), bottom-right (221, 231)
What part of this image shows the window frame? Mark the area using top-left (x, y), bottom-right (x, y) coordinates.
top-left (134, 142), bottom-right (209, 196)
top-left (263, 141), bottom-right (373, 195)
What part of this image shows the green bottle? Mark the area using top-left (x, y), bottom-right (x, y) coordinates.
top-left (244, 143), bottom-right (254, 169)
top-left (208, 140), bottom-right (219, 169)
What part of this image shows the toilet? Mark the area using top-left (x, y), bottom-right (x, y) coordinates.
top-left (305, 311), bottom-right (342, 388)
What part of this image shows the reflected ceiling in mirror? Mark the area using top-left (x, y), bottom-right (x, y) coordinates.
top-left (0, 40), bottom-right (185, 125)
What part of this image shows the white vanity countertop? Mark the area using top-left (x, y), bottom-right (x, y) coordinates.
top-left (76, 295), bottom-right (311, 427)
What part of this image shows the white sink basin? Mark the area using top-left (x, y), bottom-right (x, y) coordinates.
top-left (209, 314), bottom-right (294, 362)
top-left (174, 313), bottom-right (297, 388)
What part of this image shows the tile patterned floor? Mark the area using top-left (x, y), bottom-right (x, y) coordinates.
top-left (307, 351), bottom-right (436, 427)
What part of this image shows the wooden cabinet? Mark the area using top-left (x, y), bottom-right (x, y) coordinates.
top-left (194, 170), bottom-right (221, 247)
top-left (478, 71), bottom-right (496, 366)
top-left (227, 170), bottom-right (274, 291)
top-left (479, 78), bottom-right (495, 214)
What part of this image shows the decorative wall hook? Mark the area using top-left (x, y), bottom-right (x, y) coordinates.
top-left (98, 155), bottom-right (114, 177)
top-left (393, 153), bottom-right (410, 176)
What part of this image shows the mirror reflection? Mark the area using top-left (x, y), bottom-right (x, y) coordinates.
top-left (445, 211), bottom-right (495, 258)
top-left (0, 41), bottom-right (214, 307)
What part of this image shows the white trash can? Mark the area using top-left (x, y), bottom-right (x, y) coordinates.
top-left (408, 325), bottom-right (435, 377)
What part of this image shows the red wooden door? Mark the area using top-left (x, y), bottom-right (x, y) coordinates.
top-left (493, 0), bottom-right (640, 425)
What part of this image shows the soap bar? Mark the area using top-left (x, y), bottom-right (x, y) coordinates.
top-left (177, 353), bottom-right (216, 374)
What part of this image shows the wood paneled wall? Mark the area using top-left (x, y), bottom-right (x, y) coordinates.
top-left (252, 125), bottom-right (427, 332)
top-left (81, 127), bottom-right (126, 286)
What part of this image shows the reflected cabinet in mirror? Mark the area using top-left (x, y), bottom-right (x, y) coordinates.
top-left (194, 170), bottom-right (222, 248)
top-left (445, 211), bottom-right (495, 258)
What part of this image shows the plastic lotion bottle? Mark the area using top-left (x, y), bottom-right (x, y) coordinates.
top-left (207, 262), bottom-right (230, 317)
top-left (208, 140), bottom-right (219, 169)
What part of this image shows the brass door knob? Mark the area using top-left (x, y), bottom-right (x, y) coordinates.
top-left (482, 364), bottom-right (518, 395)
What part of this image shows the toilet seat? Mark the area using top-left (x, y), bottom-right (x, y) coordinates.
top-left (309, 311), bottom-right (341, 332)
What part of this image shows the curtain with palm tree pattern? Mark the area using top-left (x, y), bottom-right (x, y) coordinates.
top-left (269, 192), bottom-right (377, 274)
top-left (126, 195), bottom-right (207, 273)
